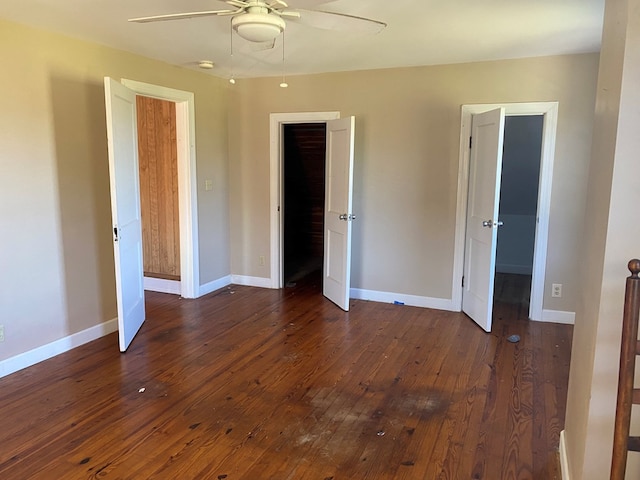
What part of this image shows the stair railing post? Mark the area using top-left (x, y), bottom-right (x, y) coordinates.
top-left (611, 259), bottom-right (640, 480)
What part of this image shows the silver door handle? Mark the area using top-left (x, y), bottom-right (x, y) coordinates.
top-left (339, 214), bottom-right (356, 221)
top-left (482, 220), bottom-right (504, 228)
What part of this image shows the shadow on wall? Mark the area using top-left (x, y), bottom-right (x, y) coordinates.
top-left (49, 73), bottom-right (117, 334)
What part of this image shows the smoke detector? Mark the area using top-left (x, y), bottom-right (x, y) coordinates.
top-left (198, 60), bottom-right (214, 70)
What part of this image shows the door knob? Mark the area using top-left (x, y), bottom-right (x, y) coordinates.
top-left (482, 219), bottom-right (504, 228)
top-left (339, 214), bottom-right (356, 221)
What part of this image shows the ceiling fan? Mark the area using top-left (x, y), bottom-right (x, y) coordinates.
top-left (129, 0), bottom-right (386, 44)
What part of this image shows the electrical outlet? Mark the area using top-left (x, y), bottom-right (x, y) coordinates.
top-left (552, 283), bottom-right (562, 298)
top-left (259, 255), bottom-right (265, 266)
top-left (0, 325), bottom-right (4, 342)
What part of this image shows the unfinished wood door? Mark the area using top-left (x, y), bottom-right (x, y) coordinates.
top-left (136, 96), bottom-right (180, 280)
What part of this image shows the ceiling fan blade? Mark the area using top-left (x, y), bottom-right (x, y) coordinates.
top-left (268, 0), bottom-right (289, 8)
top-left (129, 10), bottom-right (236, 23)
top-left (217, 8), bottom-right (245, 17)
top-left (277, 10), bottom-right (301, 19)
top-left (293, 9), bottom-right (387, 34)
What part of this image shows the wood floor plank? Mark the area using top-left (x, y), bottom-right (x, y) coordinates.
top-left (0, 274), bottom-right (572, 479)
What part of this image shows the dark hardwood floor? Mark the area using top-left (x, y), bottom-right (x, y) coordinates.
top-left (494, 273), bottom-right (532, 307)
top-left (0, 275), bottom-right (572, 479)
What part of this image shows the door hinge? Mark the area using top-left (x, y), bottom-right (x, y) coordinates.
top-left (469, 136), bottom-right (473, 149)
top-left (462, 276), bottom-right (465, 287)
top-left (113, 227), bottom-right (119, 242)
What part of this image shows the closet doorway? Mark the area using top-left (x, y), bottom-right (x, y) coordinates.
top-left (121, 78), bottom-right (199, 300)
top-left (282, 123), bottom-right (327, 287)
top-left (493, 115), bottom-right (544, 312)
top-left (136, 95), bottom-right (181, 291)
top-left (454, 102), bottom-right (559, 327)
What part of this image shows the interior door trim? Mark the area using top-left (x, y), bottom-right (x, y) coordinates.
top-left (122, 79), bottom-right (199, 299)
top-left (269, 111), bottom-right (340, 289)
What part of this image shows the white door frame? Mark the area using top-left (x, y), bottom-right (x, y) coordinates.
top-left (453, 102), bottom-right (558, 321)
top-left (122, 79), bottom-right (200, 299)
top-left (269, 111), bottom-right (340, 288)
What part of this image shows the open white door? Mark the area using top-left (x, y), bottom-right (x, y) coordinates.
top-left (462, 108), bottom-right (506, 332)
top-left (323, 117), bottom-right (355, 311)
top-left (104, 77), bottom-right (145, 351)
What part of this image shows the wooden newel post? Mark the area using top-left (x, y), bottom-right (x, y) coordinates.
top-left (611, 259), bottom-right (640, 480)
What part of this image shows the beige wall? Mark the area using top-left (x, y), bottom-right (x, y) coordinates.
top-left (228, 54), bottom-right (598, 309)
top-left (3, 11), bottom-right (631, 475)
top-left (0, 19), bottom-right (230, 363)
top-left (564, 0), bottom-right (640, 478)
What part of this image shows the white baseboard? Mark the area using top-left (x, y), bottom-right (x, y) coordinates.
top-left (144, 277), bottom-right (181, 295)
top-left (199, 275), bottom-right (232, 296)
top-left (559, 430), bottom-right (570, 480)
top-left (231, 275), bottom-right (274, 289)
top-left (350, 288), bottom-right (457, 312)
top-left (0, 318), bottom-right (118, 379)
top-left (539, 309), bottom-right (576, 325)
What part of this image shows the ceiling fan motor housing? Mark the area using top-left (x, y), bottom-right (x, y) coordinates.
top-left (232, 12), bottom-right (286, 42)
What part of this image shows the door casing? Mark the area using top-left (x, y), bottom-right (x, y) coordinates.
top-left (454, 102), bottom-right (559, 321)
top-left (122, 79), bottom-right (200, 298)
top-left (269, 112), bottom-right (340, 288)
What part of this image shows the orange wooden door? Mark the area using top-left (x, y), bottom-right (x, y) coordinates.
top-left (136, 95), bottom-right (180, 280)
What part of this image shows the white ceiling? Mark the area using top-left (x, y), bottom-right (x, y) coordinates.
top-left (0, 0), bottom-right (605, 80)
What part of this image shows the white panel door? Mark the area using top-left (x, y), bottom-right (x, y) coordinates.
top-left (104, 77), bottom-right (145, 351)
top-left (323, 117), bottom-right (355, 311)
top-left (462, 108), bottom-right (506, 332)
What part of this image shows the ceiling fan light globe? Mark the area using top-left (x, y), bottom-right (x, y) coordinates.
top-left (232, 13), bottom-right (285, 42)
